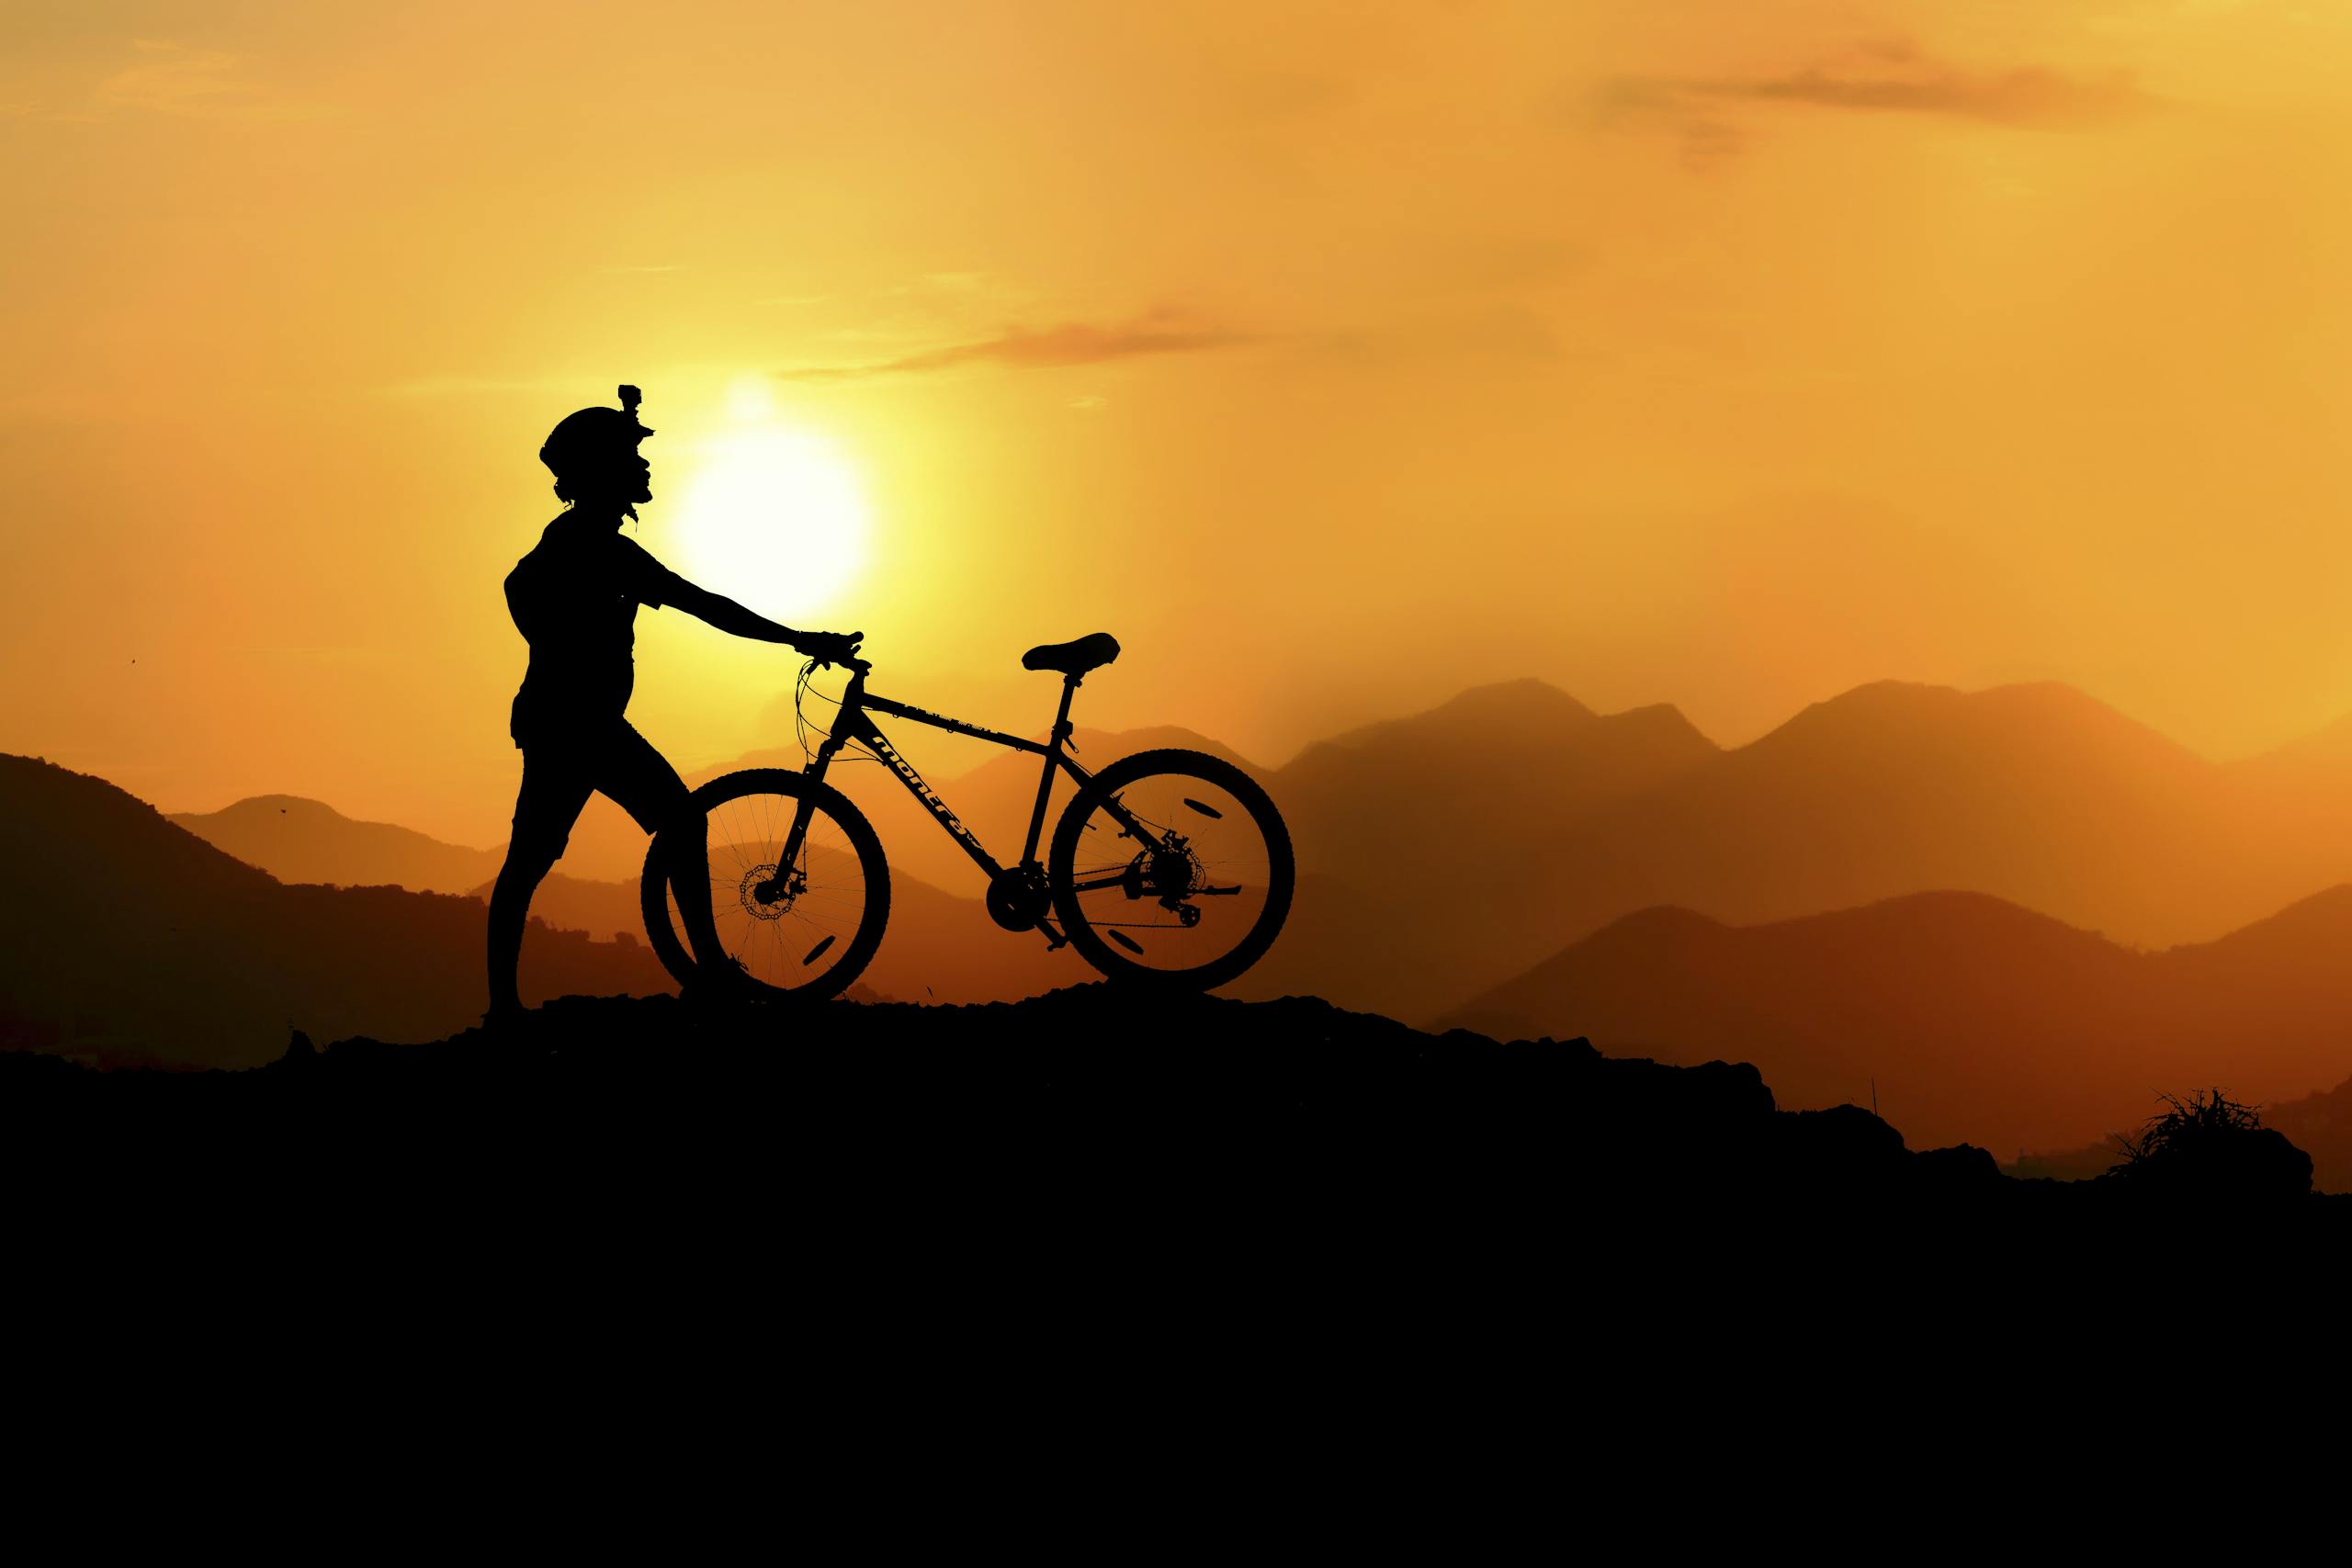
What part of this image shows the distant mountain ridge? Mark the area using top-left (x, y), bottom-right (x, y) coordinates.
top-left (1273, 679), bottom-right (1717, 878)
top-left (166, 794), bottom-right (503, 895)
top-left (1438, 886), bottom-right (2352, 1157)
top-left (149, 672), bottom-right (2352, 1047)
top-left (1247, 676), bottom-right (2352, 1019)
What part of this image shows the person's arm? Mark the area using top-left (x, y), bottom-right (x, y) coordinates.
top-left (665, 577), bottom-right (862, 663)
top-left (666, 578), bottom-right (795, 643)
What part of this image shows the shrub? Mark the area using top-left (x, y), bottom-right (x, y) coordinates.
top-left (2104, 1087), bottom-right (2312, 1202)
top-left (2108, 1088), bottom-right (2265, 1171)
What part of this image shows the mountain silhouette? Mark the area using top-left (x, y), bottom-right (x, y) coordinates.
top-left (146, 674), bottom-right (2352, 1041)
top-left (2, 754), bottom-right (669, 1067)
top-left (2238, 706), bottom-right (2352, 779)
top-left (1237, 680), bottom-right (1719, 1017)
top-left (1273, 679), bottom-right (1716, 890)
top-left (166, 794), bottom-right (504, 894)
top-left (1253, 677), bottom-right (2352, 1020)
top-left (1438, 887), bottom-right (2352, 1156)
top-left (1514, 679), bottom-right (2348, 953)
top-left (1582, 680), bottom-right (2232, 933)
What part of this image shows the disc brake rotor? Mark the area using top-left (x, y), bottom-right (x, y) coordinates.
top-left (740, 862), bottom-right (797, 919)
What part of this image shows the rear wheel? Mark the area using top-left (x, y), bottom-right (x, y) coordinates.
top-left (1047, 749), bottom-right (1293, 990)
top-left (640, 769), bottom-right (890, 1002)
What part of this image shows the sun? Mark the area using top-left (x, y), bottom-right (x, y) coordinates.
top-left (670, 423), bottom-right (868, 623)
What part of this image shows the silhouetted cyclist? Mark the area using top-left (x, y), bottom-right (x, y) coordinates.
top-left (486, 385), bottom-right (860, 1022)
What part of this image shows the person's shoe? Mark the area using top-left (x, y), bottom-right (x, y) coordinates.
top-left (481, 999), bottom-right (529, 1032)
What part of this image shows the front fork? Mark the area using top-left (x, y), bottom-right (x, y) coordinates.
top-left (758, 718), bottom-right (854, 908)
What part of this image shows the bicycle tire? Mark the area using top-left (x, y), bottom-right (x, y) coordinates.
top-left (1047, 748), bottom-right (1293, 991)
top-left (640, 768), bottom-right (890, 1002)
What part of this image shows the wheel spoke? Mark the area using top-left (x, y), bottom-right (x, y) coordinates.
top-left (642, 781), bottom-right (886, 1000)
top-left (1049, 758), bottom-right (1290, 986)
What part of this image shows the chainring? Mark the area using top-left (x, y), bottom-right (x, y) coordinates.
top-left (986, 864), bottom-right (1053, 931)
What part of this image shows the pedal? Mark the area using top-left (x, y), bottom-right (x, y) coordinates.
top-left (1037, 917), bottom-right (1069, 951)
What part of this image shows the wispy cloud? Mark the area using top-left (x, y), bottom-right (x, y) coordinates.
top-left (777, 309), bottom-right (1256, 381)
top-left (1598, 40), bottom-right (2160, 168)
top-left (1720, 61), bottom-right (2156, 127)
top-left (93, 39), bottom-right (319, 122)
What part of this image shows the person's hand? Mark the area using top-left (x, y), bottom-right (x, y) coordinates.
top-left (799, 629), bottom-right (864, 669)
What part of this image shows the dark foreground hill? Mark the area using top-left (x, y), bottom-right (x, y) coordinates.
top-left (9, 986), bottom-right (2343, 1269)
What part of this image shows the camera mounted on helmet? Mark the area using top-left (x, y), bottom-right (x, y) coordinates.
top-left (538, 384), bottom-right (655, 509)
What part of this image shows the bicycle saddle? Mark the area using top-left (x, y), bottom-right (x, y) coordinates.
top-left (1022, 631), bottom-right (1122, 676)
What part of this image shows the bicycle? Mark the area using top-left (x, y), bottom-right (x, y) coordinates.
top-left (638, 631), bottom-right (1294, 1000)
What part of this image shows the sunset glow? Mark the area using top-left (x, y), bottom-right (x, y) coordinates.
top-left (9, 1), bottom-right (2352, 852)
top-left (674, 422), bottom-right (869, 626)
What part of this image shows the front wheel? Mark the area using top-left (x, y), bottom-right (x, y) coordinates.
top-left (1048, 749), bottom-right (1294, 990)
top-left (640, 768), bottom-right (891, 1002)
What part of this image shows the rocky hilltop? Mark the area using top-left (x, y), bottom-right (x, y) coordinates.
top-left (9, 985), bottom-right (2341, 1266)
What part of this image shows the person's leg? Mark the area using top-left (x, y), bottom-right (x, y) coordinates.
top-left (488, 742), bottom-right (594, 1016)
top-left (599, 722), bottom-right (731, 973)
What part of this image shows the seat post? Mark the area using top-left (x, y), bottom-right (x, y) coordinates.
top-left (1023, 675), bottom-right (1081, 865)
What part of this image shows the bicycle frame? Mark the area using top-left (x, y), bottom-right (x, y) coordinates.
top-left (781, 663), bottom-right (1158, 938)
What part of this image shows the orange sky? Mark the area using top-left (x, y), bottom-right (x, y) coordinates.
top-left (7, 0), bottom-right (2352, 845)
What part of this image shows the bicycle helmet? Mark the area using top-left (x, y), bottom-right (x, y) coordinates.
top-left (539, 385), bottom-right (654, 494)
